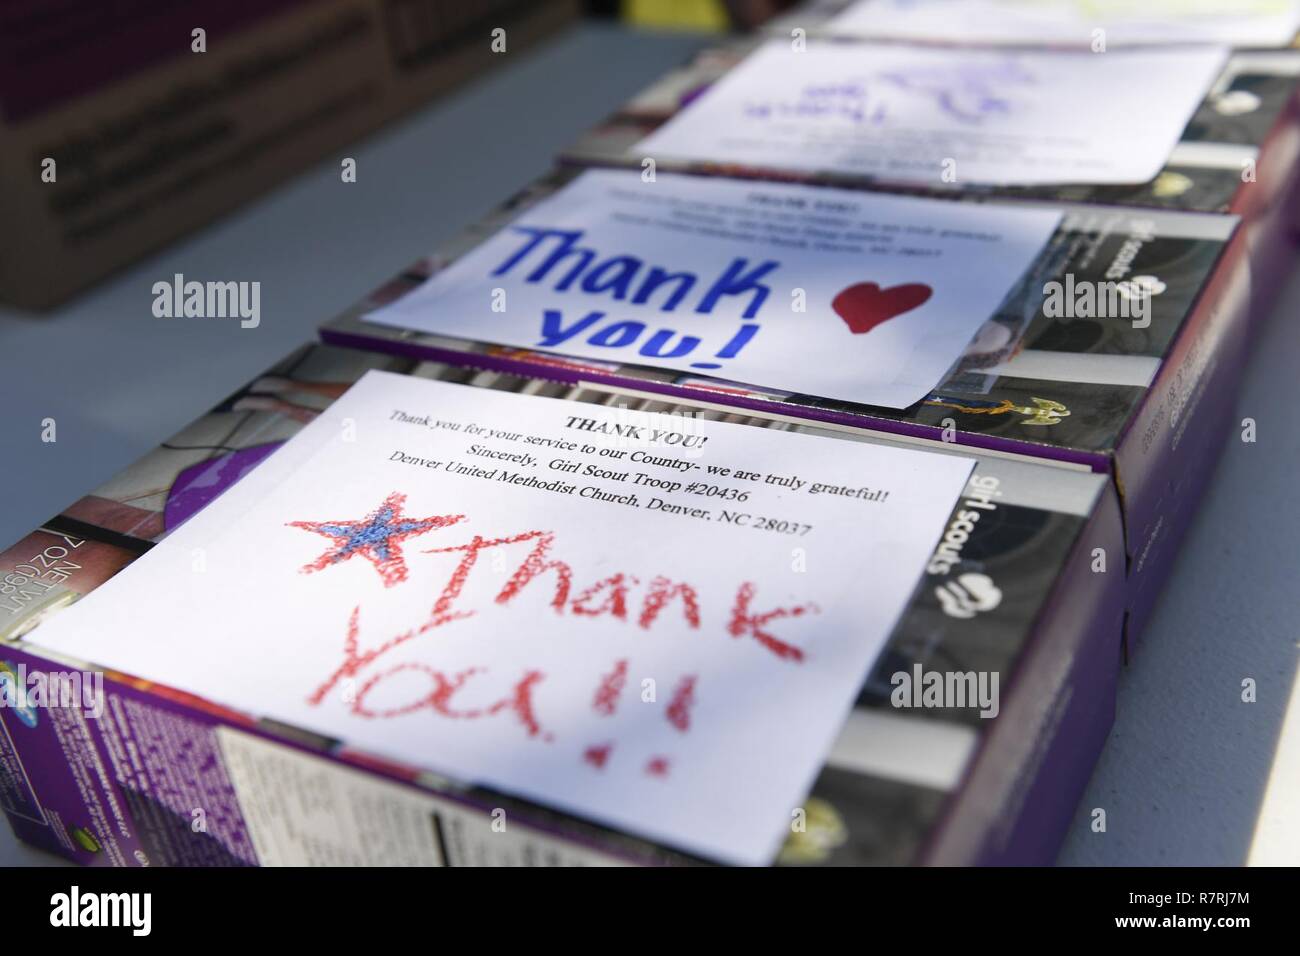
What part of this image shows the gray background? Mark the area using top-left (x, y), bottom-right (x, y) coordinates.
top-left (1, 22), bottom-right (1296, 866)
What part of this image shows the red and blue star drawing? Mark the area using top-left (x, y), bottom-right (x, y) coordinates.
top-left (288, 492), bottom-right (464, 588)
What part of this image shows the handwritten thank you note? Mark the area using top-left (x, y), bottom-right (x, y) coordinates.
top-left (635, 41), bottom-right (1228, 186)
top-left (32, 372), bottom-right (975, 864)
top-left (364, 170), bottom-right (1060, 410)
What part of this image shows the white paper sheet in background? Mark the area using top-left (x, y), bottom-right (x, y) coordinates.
top-left (828, 0), bottom-right (1300, 48)
top-left (29, 371), bottom-right (976, 865)
top-left (634, 41), bottom-right (1229, 186)
top-left (364, 169), bottom-right (1061, 409)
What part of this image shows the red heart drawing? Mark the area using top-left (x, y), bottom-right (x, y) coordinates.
top-left (832, 282), bottom-right (933, 335)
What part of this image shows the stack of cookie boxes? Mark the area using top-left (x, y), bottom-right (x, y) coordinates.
top-left (0, 343), bottom-right (1122, 865)
top-left (555, 20), bottom-right (1300, 647)
top-left (2, 2), bottom-right (1297, 865)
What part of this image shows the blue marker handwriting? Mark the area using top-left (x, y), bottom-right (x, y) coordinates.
top-left (491, 226), bottom-right (778, 370)
top-left (742, 56), bottom-right (1035, 126)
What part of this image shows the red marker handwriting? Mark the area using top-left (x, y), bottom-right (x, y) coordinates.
top-left (584, 743), bottom-right (614, 769)
top-left (305, 517), bottom-right (819, 746)
top-left (727, 582), bottom-right (819, 662)
top-left (592, 659), bottom-right (628, 716)
top-left (574, 573), bottom-right (638, 621)
top-left (666, 675), bottom-right (697, 733)
top-left (351, 661), bottom-right (549, 739)
top-left (638, 576), bottom-right (701, 630)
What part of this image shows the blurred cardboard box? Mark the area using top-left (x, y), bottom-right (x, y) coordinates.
top-left (0, 0), bottom-right (577, 310)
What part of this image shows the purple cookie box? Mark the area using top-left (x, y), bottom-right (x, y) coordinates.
top-left (0, 457), bottom-right (1126, 868)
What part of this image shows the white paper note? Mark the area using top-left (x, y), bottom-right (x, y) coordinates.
top-left (634, 41), bottom-right (1228, 186)
top-left (30, 371), bottom-right (975, 865)
top-left (364, 169), bottom-right (1061, 409)
top-left (828, 0), bottom-right (1300, 48)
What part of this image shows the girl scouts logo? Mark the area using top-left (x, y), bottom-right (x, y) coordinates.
top-left (936, 573), bottom-right (1004, 620)
top-left (925, 395), bottom-right (1071, 426)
